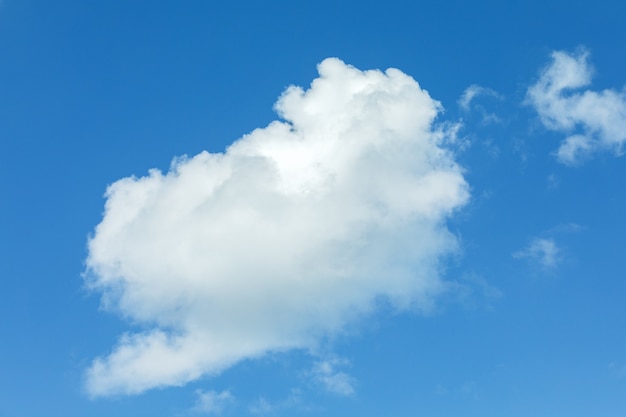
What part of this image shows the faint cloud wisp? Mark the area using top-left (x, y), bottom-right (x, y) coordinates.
top-left (458, 84), bottom-right (504, 125)
top-left (310, 358), bottom-right (355, 396)
top-left (192, 390), bottom-right (234, 415)
top-left (513, 238), bottom-right (560, 269)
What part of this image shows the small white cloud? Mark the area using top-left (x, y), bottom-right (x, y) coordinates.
top-left (555, 134), bottom-right (593, 165)
top-left (526, 49), bottom-right (626, 165)
top-left (84, 58), bottom-right (469, 396)
top-left (513, 238), bottom-right (560, 269)
top-left (458, 84), bottom-right (501, 111)
top-left (193, 390), bottom-right (234, 415)
top-left (249, 397), bottom-right (274, 415)
top-left (458, 85), bottom-right (503, 125)
top-left (310, 358), bottom-right (355, 396)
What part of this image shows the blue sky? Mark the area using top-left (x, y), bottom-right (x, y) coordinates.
top-left (2, 1), bottom-right (626, 416)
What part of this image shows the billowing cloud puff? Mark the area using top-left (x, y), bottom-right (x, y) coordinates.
top-left (526, 49), bottom-right (626, 165)
top-left (84, 58), bottom-right (469, 397)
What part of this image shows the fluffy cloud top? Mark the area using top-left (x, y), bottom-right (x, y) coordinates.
top-left (84, 58), bottom-right (469, 397)
top-left (526, 50), bottom-right (626, 165)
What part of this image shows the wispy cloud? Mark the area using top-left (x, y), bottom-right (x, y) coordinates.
top-left (83, 58), bottom-right (469, 396)
top-left (310, 358), bottom-right (355, 396)
top-left (526, 49), bottom-right (626, 165)
top-left (513, 238), bottom-right (560, 269)
top-left (458, 84), bottom-right (501, 111)
top-left (192, 390), bottom-right (234, 415)
top-left (513, 224), bottom-right (583, 270)
top-left (458, 84), bottom-right (503, 125)
top-left (452, 272), bottom-right (503, 309)
top-left (249, 389), bottom-right (305, 415)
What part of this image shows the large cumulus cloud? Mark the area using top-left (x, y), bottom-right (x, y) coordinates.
top-left (84, 58), bottom-right (469, 397)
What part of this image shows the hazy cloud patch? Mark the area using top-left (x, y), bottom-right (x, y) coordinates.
top-left (448, 272), bottom-right (502, 311)
top-left (192, 390), bottom-right (234, 415)
top-left (309, 358), bottom-right (355, 396)
top-left (513, 238), bottom-right (560, 269)
top-left (249, 389), bottom-right (305, 415)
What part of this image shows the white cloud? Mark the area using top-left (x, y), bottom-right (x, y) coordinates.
top-left (458, 84), bottom-right (501, 111)
top-left (513, 238), bottom-right (560, 269)
top-left (83, 58), bottom-right (470, 396)
top-left (547, 222), bottom-right (584, 234)
top-left (249, 389), bottom-right (304, 415)
top-left (458, 84), bottom-right (503, 125)
top-left (310, 358), bottom-right (355, 396)
top-left (193, 390), bottom-right (234, 415)
top-left (526, 49), bottom-right (626, 165)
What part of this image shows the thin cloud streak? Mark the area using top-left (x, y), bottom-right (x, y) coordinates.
top-left (458, 84), bottom-right (501, 111)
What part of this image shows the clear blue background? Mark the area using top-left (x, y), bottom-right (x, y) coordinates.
top-left (1, 1), bottom-right (626, 416)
